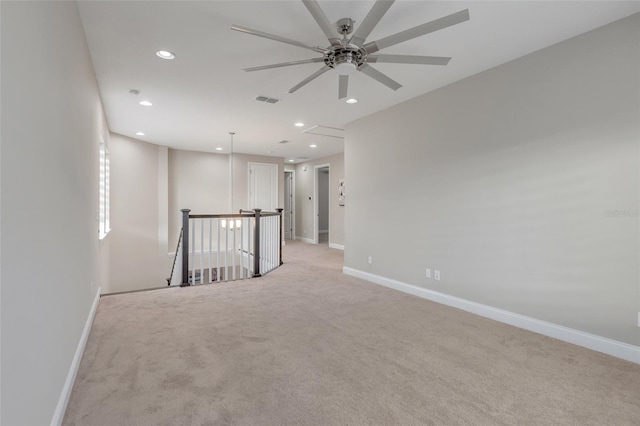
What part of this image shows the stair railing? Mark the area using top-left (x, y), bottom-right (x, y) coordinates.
top-left (169, 208), bottom-right (283, 286)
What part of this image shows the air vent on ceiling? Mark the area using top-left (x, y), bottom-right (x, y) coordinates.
top-left (255, 95), bottom-right (280, 104)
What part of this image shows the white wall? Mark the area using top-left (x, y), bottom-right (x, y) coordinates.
top-left (295, 153), bottom-right (345, 246)
top-left (1, 1), bottom-right (108, 423)
top-left (168, 150), bottom-right (284, 244)
top-left (108, 134), bottom-right (171, 293)
top-left (168, 149), bottom-right (230, 247)
top-left (345, 14), bottom-right (640, 346)
top-left (103, 144), bottom-right (285, 293)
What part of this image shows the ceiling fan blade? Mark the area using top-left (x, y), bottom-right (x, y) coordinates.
top-left (288, 66), bottom-right (331, 93)
top-left (338, 75), bottom-right (349, 99)
top-left (244, 58), bottom-right (324, 72)
top-left (368, 54), bottom-right (451, 66)
top-left (349, 0), bottom-right (395, 47)
top-left (301, 0), bottom-right (342, 47)
top-left (231, 24), bottom-right (328, 54)
top-left (363, 9), bottom-right (470, 54)
top-left (359, 64), bottom-right (402, 91)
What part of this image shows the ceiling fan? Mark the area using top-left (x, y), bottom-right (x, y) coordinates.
top-left (231, 0), bottom-right (470, 99)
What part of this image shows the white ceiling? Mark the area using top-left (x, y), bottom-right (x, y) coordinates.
top-left (78, 1), bottom-right (639, 163)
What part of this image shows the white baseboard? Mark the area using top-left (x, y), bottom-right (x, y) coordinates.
top-left (329, 243), bottom-right (344, 250)
top-left (343, 267), bottom-right (640, 364)
top-left (297, 237), bottom-right (315, 244)
top-left (51, 287), bottom-right (101, 425)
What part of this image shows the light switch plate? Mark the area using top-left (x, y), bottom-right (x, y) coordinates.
top-left (426, 268), bottom-right (431, 278)
top-left (434, 270), bottom-right (441, 281)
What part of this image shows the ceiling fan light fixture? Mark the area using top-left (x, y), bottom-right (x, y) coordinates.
top-left (335, 61), bottom-right (357, 75)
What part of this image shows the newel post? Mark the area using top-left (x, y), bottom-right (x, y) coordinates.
top-left (253, 208), bottom-right (262, 277)
top-left (276, 208), bottom-right (284, 266)
top-left (180, 209), bottom-right (191, 286)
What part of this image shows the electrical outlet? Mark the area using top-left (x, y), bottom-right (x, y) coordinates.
top-left (367, 256), bottom-right (373, 265)
top-left (426, 268), bottom-right (431, 278)
top-left (434, 270), bottom-right (441, 281)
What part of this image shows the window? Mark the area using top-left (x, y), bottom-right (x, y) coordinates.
top-left (99, 143), bottom-right (110, 239)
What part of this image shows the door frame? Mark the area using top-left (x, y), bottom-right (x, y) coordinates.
top-left (284, 170), bottom-right (295, 240)
top-left (313, 163), bottom-right (330, 244)
top-left (248, 162), bottom-right (278, 211)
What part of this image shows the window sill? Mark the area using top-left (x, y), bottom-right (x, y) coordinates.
top-left (99, 228), bottom-right (111, 242)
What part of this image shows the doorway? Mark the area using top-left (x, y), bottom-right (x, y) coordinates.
top-left (284, 171), bottom-right (295, 240)
top-left (314, 165), bottom-right (330, 245)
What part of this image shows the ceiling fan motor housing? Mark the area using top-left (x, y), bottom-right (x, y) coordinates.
top-left (324, 45), bottom-right (367, 73)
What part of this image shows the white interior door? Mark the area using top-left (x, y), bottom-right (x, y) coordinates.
top-left (284, 171), bottom-right (293, 239)
top-left (249, 163), bottom-right (278, 211)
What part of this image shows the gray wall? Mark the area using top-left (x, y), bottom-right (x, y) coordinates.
top-left (1, 1), bottom-right (108, 423)
top-left (295, 153), bottom-right (345, 246)
top-left (109, 134), bottom-right (171, 293)
top-left (345, 14), bottom-right (640, 345)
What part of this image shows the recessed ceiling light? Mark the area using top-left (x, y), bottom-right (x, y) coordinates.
top-left (294, 122), bottom-right (304, 127)
top-left (310, 144), bottom-right (317, 148)
top-left (139, 100), bottom-right (152, 106)
top-left (346, 98), bottom-right (358, 104)
top-left (288, 159), bottom-right (295, 162)
top-left (215, 147), bottom-right (223, 151)
top-left (135, 132), bottom-right (145, 136)
top-left (156, 50), bottom-right (175, 60)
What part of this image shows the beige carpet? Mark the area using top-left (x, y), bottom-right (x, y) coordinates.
top-left (64, 240), bottom-right (640, 425)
